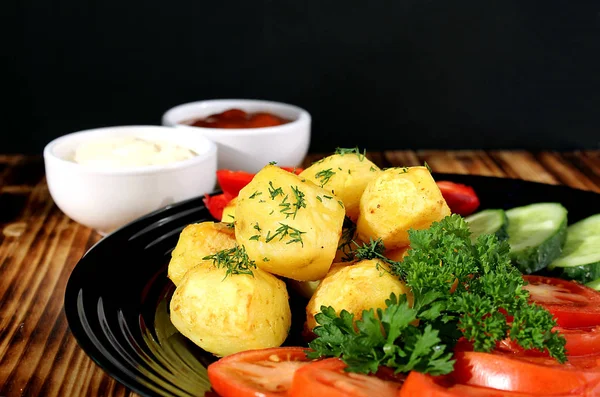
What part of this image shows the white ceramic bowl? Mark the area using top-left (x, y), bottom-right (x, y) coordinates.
top-left (162, 99), bottom-right (311, 173)
top-left (44, 125), bottom-right (217, 235)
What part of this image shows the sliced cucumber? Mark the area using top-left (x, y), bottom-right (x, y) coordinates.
top-left (547, 214), bottom-right (600, 283)
top-left (506, 202), bottom-right (568, 274)
top-left (465, 209), bottom-right (509, 242)
top-left (586, 277), bottom-right (600, 291)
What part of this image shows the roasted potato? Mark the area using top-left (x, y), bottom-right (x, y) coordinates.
top-left (235, 165), bottom-right (345, 281)
top-left (170, 265), bottom-right (291, 357)
top-left (168, 222), bottom-right (236, 286)
top-left (300, 151), bottom-right (380, 221)
top-left (221, 197), bottom-right (237, 223)
top-left (306, 259), bottom-right (413, 330)
top-left (357, 166), bottom-right (451, 249)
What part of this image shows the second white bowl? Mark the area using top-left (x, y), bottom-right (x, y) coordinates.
top-left (162, 99), bottom-right (311, 173)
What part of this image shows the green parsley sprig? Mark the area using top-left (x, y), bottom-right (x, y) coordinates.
top-left (308, 215), bottom-right (567, 376)
top-left (308, 293), bottom-right (455, 375)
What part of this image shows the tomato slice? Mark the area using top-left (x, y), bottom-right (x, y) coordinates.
top-left (203, 192), bottom-right (233, 220)
top-left (399, 371), bottom-right (552, 397)
top-left (436, 181), bottom-right (480, 216)
top-left (451, 350), bottom-right (600, 395)
top-left (216, 168), bottom-right (303, 198)
top-left (216, 170), bottom-right (256, 197)
top-left (561, 326), bottom-right (600, 356)
top-left (289, 358), bottom-right (403, 397)
top-left (498, 326), bottom-right (600, 358)
top-left (207, 347), bottom-right (312, 397)
top-left (523, 276), bottom-right (600, 328)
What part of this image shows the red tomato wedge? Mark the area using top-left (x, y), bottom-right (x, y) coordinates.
top-left (210, 167), bottom-right (304, 220)
top-left (523, 276), bottom-right (600, 328)
top-left (216, 168), bottom-right (303, 198)
top-left (399, 371), bottom-right (556, 397)
top-left (451, 350), bottom-right (600, 395)
top-left (207, 347), bottom-right (312, 397)
top-left (203, 192), bottom-right (232, 220)
top-left (216, 170), bottom-right (255, 197)
top-left (289, 358), bottom-right (403, 397)
top-left (561, 326), bottom-right (600, 356)
top-left (498, 326), bottom-right (600, 358)
top-left (436, 181), bottom-right (480, 216)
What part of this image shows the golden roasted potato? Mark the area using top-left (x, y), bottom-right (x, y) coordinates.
top-left (235, 165), bottom-right (345, 281)
top-left (168, 222), bottom-right (236, 286)
top-left (170, 265), bottom-right (291, 357)
top-left (221, 197), bottom-right (237, 223)
top-left (357, 166), bottom-right (451, 249)
top-left (300, 151), bottom-right (380, 221)
top-left (306, 259), bottom-right (413, 330)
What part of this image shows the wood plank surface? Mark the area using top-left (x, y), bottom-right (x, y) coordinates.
top-left (1, 150), bottom-right (599, 397)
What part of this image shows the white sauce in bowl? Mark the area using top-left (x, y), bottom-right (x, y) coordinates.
top-left (73, 137), bottom-right (196, 168)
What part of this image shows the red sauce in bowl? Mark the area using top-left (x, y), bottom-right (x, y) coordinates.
top-left (186, 109), bottom-right (292, 129)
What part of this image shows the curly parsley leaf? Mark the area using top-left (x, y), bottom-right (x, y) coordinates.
top-left (309, 293), bottom-right (455, 375)
top-left (309, 214), bottom-right (567, 376)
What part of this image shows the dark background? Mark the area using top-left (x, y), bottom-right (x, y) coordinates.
top-left (7, 0), bottom-right (600, 154)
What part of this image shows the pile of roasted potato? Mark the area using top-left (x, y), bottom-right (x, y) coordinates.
top-left (168, 151), bottom-right (451, 357)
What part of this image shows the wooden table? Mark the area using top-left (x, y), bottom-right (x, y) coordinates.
top-left (1, 150), bottom-right (599, 397)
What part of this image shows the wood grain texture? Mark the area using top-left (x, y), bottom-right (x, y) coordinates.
top-left (1, 151), bottom-right (599, 397)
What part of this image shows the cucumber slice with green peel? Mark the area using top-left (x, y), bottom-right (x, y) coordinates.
top-left (465, 209), bottom-right (509, 241)
top-left (586, 278), bottom-right (600, 291)
top-left (506, 202), bottom-right (568, 274)
top-left (555, 263), bottom-right (600, 283)
top-left (547, 214), bottom-right (600, 283)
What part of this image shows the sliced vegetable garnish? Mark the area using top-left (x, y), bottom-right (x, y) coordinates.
top-left (207, 347), bottom-right (312, 397)
top-left (524, 275), bottom-right (600, 328)
top-left (289, 358), bottom-right (403, 397)
top-left (400, 371), bottom-right (546, 397)
top-left (436, 181), bottom-right (480, 216)
top-left (548, 213), bottom-right (600, 283)
top-left (216, 170), bottom-right (255, 197)
top-left (465, 209), bottom-right (509, 241)
top-left (203, 193), bottom-right (233, 220)
top-left (499, 326), bottom-right (600, 357)
top-left (308, 216), bottom-right (567, 376)
top-left (452, 351), bottom-right (600, 395)
top-left (505, 202), bottom-right (568, 273)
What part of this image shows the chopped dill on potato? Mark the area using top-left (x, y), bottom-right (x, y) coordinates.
top-left (265, 223), bottom-right (306, 246)
top-left (202, 245), bottom-right (257, 278)
top-left (335, 147), bottom-right (366, 161)
top-left (314, 168), bottom-right (336, 187)
top-left (279, 186), bottom-right (307, 219)
top-left (268, 181), bottom-right (284, 200)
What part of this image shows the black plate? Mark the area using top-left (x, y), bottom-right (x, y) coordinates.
top-left (64, 174), bottom-right (600, 397)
